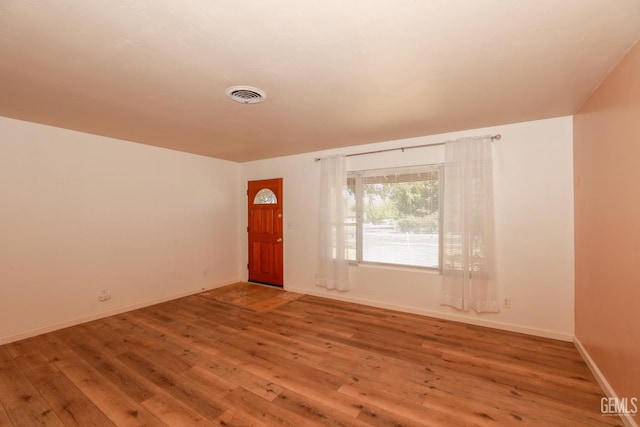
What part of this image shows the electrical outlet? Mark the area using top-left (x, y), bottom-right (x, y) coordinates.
top-left (502, 297), bottom-right (511, 309)
top-left (98, 290), bottom-right (111, 302)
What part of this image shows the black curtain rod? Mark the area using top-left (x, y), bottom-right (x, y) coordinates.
top-left (314, 133), bottom-right (501, 162)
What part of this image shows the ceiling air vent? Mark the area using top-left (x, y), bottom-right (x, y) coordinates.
top-left (225, 86), bottom-right (266, 104)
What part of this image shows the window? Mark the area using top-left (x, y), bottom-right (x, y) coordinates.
top-left (346, 165), bottom-right (442, 269)
top-left (253, 188), bottom-right (277, 204)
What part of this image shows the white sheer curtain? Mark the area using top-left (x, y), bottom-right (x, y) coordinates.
top-left (316, 155), bottom-right (350, 291)
top-left (440, 137), bottom-right (498, 312)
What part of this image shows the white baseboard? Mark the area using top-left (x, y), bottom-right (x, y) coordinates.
top-left (0, 279), bottom-right (239, 346)
top-left (284, 285), bottom-right (574, 342)
top-left (574, 338), bottom-right (637, 427)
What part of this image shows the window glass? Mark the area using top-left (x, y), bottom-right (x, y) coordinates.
top-left (253, 188), bottom-right (277, 204)
top-left (348, 166), bottom-right (441, 269)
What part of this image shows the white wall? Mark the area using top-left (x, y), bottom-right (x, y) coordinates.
top-left (1, 115), bottom-right (574, 344)
top-left (242, 116), bottom-right (575, 340)
top-left (0, 117), bottom-right (242, 344)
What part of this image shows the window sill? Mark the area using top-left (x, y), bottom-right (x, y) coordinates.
top-left (350, 261), bottom-right (441, 275)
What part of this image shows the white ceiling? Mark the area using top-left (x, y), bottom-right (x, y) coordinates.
top-left (1, 1), bottom-right (639, 162)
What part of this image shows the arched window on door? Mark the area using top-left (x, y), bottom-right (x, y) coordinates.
top-left (253, 188), bottom-right (277, 204)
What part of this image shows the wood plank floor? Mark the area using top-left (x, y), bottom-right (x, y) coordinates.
top-left (0, 283), bottom-right (621, 426)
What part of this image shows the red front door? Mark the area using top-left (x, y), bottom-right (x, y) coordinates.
top-left (247, 178), bottom-right (283, 287)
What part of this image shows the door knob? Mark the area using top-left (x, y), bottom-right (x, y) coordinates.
top-left (276, 238), bottom-right (283, 243)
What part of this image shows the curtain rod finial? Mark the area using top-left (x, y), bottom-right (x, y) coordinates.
top-left (493, 134), bottom-right (502, 141)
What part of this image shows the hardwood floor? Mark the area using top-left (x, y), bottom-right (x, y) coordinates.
top-left (0, 283), bottom-right (621, 426)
